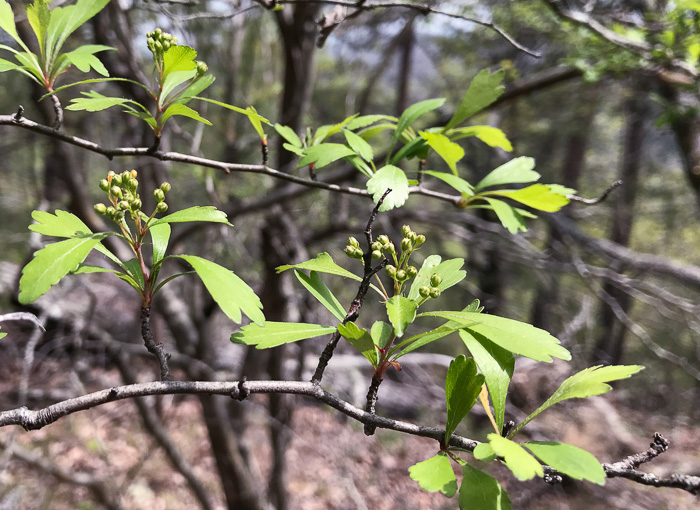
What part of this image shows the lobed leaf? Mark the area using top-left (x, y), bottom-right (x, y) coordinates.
top-left (294, 270), bottom-right (346, 321)
top-left (66, 91), bottom-right (136, 112)
top-left (451, 125), bottom-right (513, 152)
top-left (151, 206), bottom-right (231, 226)
top-left (161, 103), bottom-right (212, 126)
top-left (487, 434), bottom-right (543, 481)
top-left (46, 0), bottom-right (110, 60)
top-left (385, 296), bottom-right (417, 337)
top-left (476, 157), bottom-right (539, 191)
top-left (408, 453), bottom-right (457, 497)
top-left (366, 165), bottom-right (409, 211)
top-left (408, 256), bottom-right (467, 301)
top-left (160, 69), bottom-right (198, 102)
top-left (524, 442), bottom-right (606, 485)
top-left (29, 209), bottom-right (92, 238)
top-left (62, 44), bottom-right (113, 77)
top-left (459, 464), bottom-right (512, 510)
top-left (277, 252), bottom-right (359, 280)
top-left (394, 98), bottom-right (445, 142)
top-left (275, 123), bottom-right (302, 148)
top-left (343, 129), bottom-right (374, 161)
top-left (445, 355), bottom-right (484, 439)
top-left (177, 255), bottom-right (264, 325)
top-left (162, 45), bottom-right (197, 80)
top-left (420, 131), bottom-right (464, 175)
top-left (298, 143), bottom-right (356, 169)
top-left (445, 69), bottom-right (505, 131)
top-left (231, 322), bottom-right (336, 349)
top-left (422, 170), bottom-right (474, 195)
top-left (485, 184), bottom-right (570, 212)
top-left (483, 198), bottom-right (528, 234)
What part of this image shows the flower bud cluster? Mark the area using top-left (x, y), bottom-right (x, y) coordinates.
top-left (94, 169), bottom-right (171, 222)
top-left (146, 28), bottom-right (178, 60)
top-left (418, 273), bottom-right (442, 300)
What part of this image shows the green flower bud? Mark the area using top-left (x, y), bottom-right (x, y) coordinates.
top-left (385, 265), bottom-right (397, 278)
top-left (171, 36), bottom-right (178, 45)
top-left (99, 179), bottom-right (110, 191)
top-left (94, 203), bottom-right (107, 215)
top-left (406, 266), bottom-right (418, 278)
top-left (129, 178), bottom-right (138, 190)
top-left (156, 202), bottom-right (168, 213)
top-left (348, 236), bottom-right (360, 249)
top-left (118, 200), bottom-right (130, 210)
top-left (106, 206), bottom-right (116, 218)
top-left (160, 182), bottom-right (172, 193)
top-left (371, 241), bottom-right (383, 252)
top-left (396, 269), bottom-right (407, 281)
top-left (130, 198), bottom-right (142, 210)
top-left (112, 174), bottom-right (123, 186)
top-left (401, 238), bottom-right (412, 252)
top-left (377, 235), bottom-right (390, 246)
top-left (344, 245), bottom-right (355, 258)
top-left (153, 189), bottom-right (165, 202)
top-left (352, 247), bottom-right (364, 259)
top-left (408, 231), bottom-right (417, 242)
top-left (155, 28), bottom-right (162, 35)
top-left (114, 210), bottom-right (125, 221)
top-left (415, 234), bottom-right (426, 245)
top-left (419, 286), bottom-right (431, 298)
top-left (107, 170), bottom-right (116, 179)
top-left (371, 250), bottom-right (382, 259)
top-left (196, 61), bottom-right (208, 75)
top-left (162, 41), bottom-right (171, 51)
top-left (385, 242), bottom-right (396, 255)
top-left (155, 41), bottom-right (163, 51)
top-left (401, 225), bottom-right (412, 238)
top-left (429, 287), bottom-right (441, 299)
top-left (110, 186), bottom-right (122, 198)
top-left (430, 274), bottom-right (442, 287)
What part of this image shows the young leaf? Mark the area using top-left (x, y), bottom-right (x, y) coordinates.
top-left (0, 326), bottom-right (6, 340)
top-left (173, 74), bottom-right (215, 106)
top-left (391, 324), bottom-right (464, 359)
top-left (385, 296), bottom-right (417, 337)
top-left (523, 442), bottom-right (606, 485)
top-left (343, 129), bottom-right (374, 161)
top-left (460, 330), bottom-right (514, 432)
top-left (451, 125), bottom-right (513, 152)
top-left (312, 114), bottom-right (359, 142)
top-left (460, 463), bottom-right (512, 510)
top-left (0, 1), bottom-right (34, 54)
top-left (294, 270), bottom-right (346, 321)
top-left (231, 322), bottom-right (336, 349)
top-left (473, 442), bottom-right (497, 462)
top-left (275, 123), bottom-right (302, 148)
top-left (390, 136), bottom-right (429, 165)
top-left (408, 256), bottom-right (467, 300)
top-left (122, 258), bottom-right (145, 290)
top-left (511, 365), bottom-right (644, 437)
top-left (475, 157), bottom-right (539, 191)
top-left (150, 206), bottom-right (231, 226)
top-left (162, 45), bottom-right (197, 80)
top-left (394, 98), bottom-right (445, 142)
top-left (29, 209), bottom-right (93, 238)
top-left (27, 0), bottom-right (51, 59)
top-left (485, 184), bottom-right (570, 212)
top-left (445, 355), bottom-right (484, 439)
top-left (47, 0), bottom-right (110, 60)
top-left (483, 198), bottom-right (528, 234)
top-left (161, 103), bottom-right (212, 126)
top-left (176, 255), bottom-right (264, 325)
top-left (338, 322), bottom-right (377, 366)
top-left (487, 434), bottom-right (543, 481)
top-left (408, 453), bottom-right (457, 497)
top-left (277, 252), bottom-right (359, 280)
top-left (419, 311), bottom-right (571, 363)
top-left (445, 69), bottom-right (505, 131)
top-left (62, 44), bottom-right (112, 76)
top-left (366, 164), bottom-right (410, 211)
top-left (298, 143), bottom-right (357, 169)
top-left (371, 321), bottom-right (393, 351)
top-left (19, 234), bottom-right (107, 304)
top-left (346, 114), bottom-right (396, 130)
top-left (66, 90), bottom-right (139, 112)
top-left (420, 131), bottom-right (464, 175)
top-left (422, 171), bottom-right (474, 195)
top-left (193, 96), bottom-right (270, 127)
top-left (150, 222), bottom-right (171, 268)
top-left (160, 69), bottom-right (198, 102)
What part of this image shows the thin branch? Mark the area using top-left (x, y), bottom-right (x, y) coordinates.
top-left (568, 180), bottom-right (622, 205)
top-left (141, 306), bottom-right (172, 381)
top-left (276, 0), bottom-right (541, 57)
top-left (1, 380), bottom-right (698, 493)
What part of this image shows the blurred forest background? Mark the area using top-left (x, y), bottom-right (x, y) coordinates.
top-left (0, 0), bottom-right (699, 509)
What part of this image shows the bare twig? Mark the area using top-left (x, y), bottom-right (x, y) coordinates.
top-left (363, 374), bottom-right (382, 436)
top-left (568, 180), bottom-right (622, 205)
top-left (0, 312), bottom-right (45, 331)
top-left (311, 189), bottom-right (392, 384)
top-left (141, 306), bottom-right (172, 381)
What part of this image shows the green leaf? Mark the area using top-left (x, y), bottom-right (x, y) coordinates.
top-left (394, 98), bottom-right (445, 142)
top-left (346, 114), bottom-right (396, 130)
top-left (343, 129), bottom-right (374, 161)
top-left (160, 69), bottom-right (197, 102)
top-left (422, 171), bottom-right (474, 195)
top-left (338, 322), bottom-right (377, 366)
top-left (192, 96), bottom-right (270, 127)
top-left (277, 252), bottom-right (359, 280)
top-left (460, 331), bottom-right (514, 431)
top-left (62, 44), bottom-right (112, 77)
top-left (390, 137), bottom-right (429, 165)
top-left (244, 105), bottom-right (266, 139)
top-left (483, 198), bottom-right (527, 234)
top-left (420, 131), bottom-right (464, 175)
top-left (366, 165), bottom-right (409, 211)
top-left (298, 143), bottom-right (356, 169)
top-left (29, 209), bottom-right (92, 237)
top-left (312, 114), bottom-right (359, 142)
top-left (162, 45), bottom-right (197, 80)
top-left (19, 234), bottom-right (107, 303)
top-left (445, 69), bottom-right (505, 131)
top-left (511, 365), bottom-right (644, 437)
top-left (173, 74), bottom-right (215, 106)
top-left (476, 157), bottom-right (539, 191)
top-left (460, 464), bottom-right (512, 510)
top-left (486, 184), bottom-right (570, 213)
top-left (294, 270), bottom-right (346, 321)
top-left (451, 125), bottom-right (513, 152)
top-left (0, 326), bottom-right (6, 339)
top-left (150, 222), bottom-right (171, 268)
top-left (0, 57), bottom-right (23, 72)
top-left (46, 0), bottom-right (110, 62)
top-left (122, 258), bottom-right (145, 290)
top-left (418, 311), bottom-right (571, 363)
top-left (275, 123), bottom-right (302, 147)
top-left (385, 296), bottom-right (417, 337)
top-left (0, 0), bottom-right (31, 52)
top-left (545, 183), bottom-right (576, 196)
top-left (161, 103), bottom-right (212, 126)
top-left (231, 322), bottom-right (335, 349)
top-left (524, 442), bottom-right (606, 485)
top-left (487, 434), bottom-right (543, 481)
top-left (473, 443), bottom-right (497, 462)
top-left (391, 324), bottom-right (462, 360)
top-left (371, 320), bottom-right (393, 352)
top-left (27, 0), bottom-right (51, 59)
top-left (408, 453), bottom-right (457, 497)
top-left (445, 355), bottom-right (484, 439)
top-left (151, 206), bottom-right (231, 226)
top-left (176, 255), bottom-right (264, 325)
top-left (66, 90), bottom-right (137, 112)
top-left (407, 256), bottom-right (467, 301)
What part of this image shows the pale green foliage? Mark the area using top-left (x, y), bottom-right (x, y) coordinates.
top-left (231, 322), bottom-right (336, 349)
top-left (445, 355), bottom-right (484, 439)
top-left (408, 453), bottom-right (458, 497)
top-left (459, 463), bottom-right (512, 510)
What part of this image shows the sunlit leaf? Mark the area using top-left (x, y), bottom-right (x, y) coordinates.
top-left (275, 123), bottom-right (302, 147)
top-left (162, 44), bottom-right (197, 79)
top-left (459, 464), bottom-right (512, 510)
top-left (160, 69), bottom-right (197, 102)
top-left (476, 157), bottom-right (539, 191)
top-left (488, 434), bottom-right (543, 481)
top-left (524, 442), bottom-right (606, 485)
top-left (394, 98), bottom-right (445, 141)
top-left (409, 453), bottom-right (457, 497)
top-left (338, 321), bottom-right (377, 366)
top-left (277, 252), bottom-right (359, 280)
top-left (344, 129), bottom-right (374, 161)
top-left (385, 296), bottom-right (417, 337)
top-left (422, 171), bottom-right (474, 195)
top-left (445, 69), bottom-right (505, 130)
top-left (451, 125), bottom-right (513, 152)
top-left (407, 256), bottom-right (466, 301)
top-left (294, 270), bottom-right (346, 321)
top-left (485, 184), bottom-right (570, 212)
top-left (231, 321), bottom-right (335, 349)
top-left (366, 165), bottom-right (409, 211)
top-left (151, 206), bottom-right (231, 226)
top-left (483, 198), bottom-right (528, 234)
top-left (445, 355), bottom-right (484, 439)
top-left (161, 103), bottom-right (212, 126)
top-left (420, 131), bottom-right (464, 174)
top-left (298, 143), bottom-right (356, 169)
top-left (29, 209), bottom-right (92, 238)
top-left (63, 44), bottom-right (113, 76)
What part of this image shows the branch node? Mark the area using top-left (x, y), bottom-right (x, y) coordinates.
top-left (14, 105), bottom-right (24, 121)
top-left (107, 388), bottom-right (119, 401)
top-left (363, 375), bottom-right (382, 436)
top-left (234, 377), bottom-right (250, 401)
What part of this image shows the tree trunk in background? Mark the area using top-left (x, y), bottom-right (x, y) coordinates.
top-left (531, 86), bottom-right (601, 333)
top-left (395, 20), bottom-right (414, 116)
top-left (592, 79), bottom-right (650, 364)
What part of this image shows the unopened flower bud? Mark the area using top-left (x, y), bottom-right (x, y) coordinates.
top-left (107, 170), bottom-right (116, 179)
top-left (408, 231), bottom-right (417, 242)
top-left (155, 41), bottom-right (163, 51)
top-left (171, 36), bottom-right (178, 45)
top-left (112, 174), bottom-right (123, 186)
top-left (385, 265), bottom-right (397, 278)
top-left (118, 200), bottom-right (130, 210)
top-left (406, 266), bottom-right (417, 278)
top-left (94, 203), bottom-right (107, 214)
top-left (106, 206), bottom-right (116, 218)
top-left (371, 250), bottom-right (382, 259)
top-left (429, 287), bottom-right (441, 299)
top-left (130, 198), bottom-right (142, 210)
top-left (385, 242), bottom-right (395, 255)
top-left (430, 274), bottom-right (442, 287)
top-left (129, 178), bottom-right (138, 190)
top-left (401, 225), bottom-right (412, 238)
top-left (156, 202), bottom-right (168, 213)
top-left (348, 236), bottom-right (360, 249)
top-left (344, 245), bottom-right (355, 258)
top-left (196, 61), bottom-right (208, 75)
top-left (155, 28), bottom-right (162, 35)
top-left (401, 238), bottom-right (412, 252)
top-left (371, 241), bottom-right (382, 252)
top-left (377, 235), bottom-right (390, 245)
top-left (415, 234), bottom-right (426, 245)
top-left (153, 189), bottom-right (165, 202)
top-left (99, 179), bottom-right (110, 191)
top-left (396, 269), bottom-right (407, 281)
top-left (352, 247), bottom-right (364, 259)
top-left (419, 286), bottom-right (431, 298)
top-left (160, 182), bottom-right (171, 193)
top-left (110, 186), bottom-right (122, 198)
top-left (114, 210), bottom-right (125, 221)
